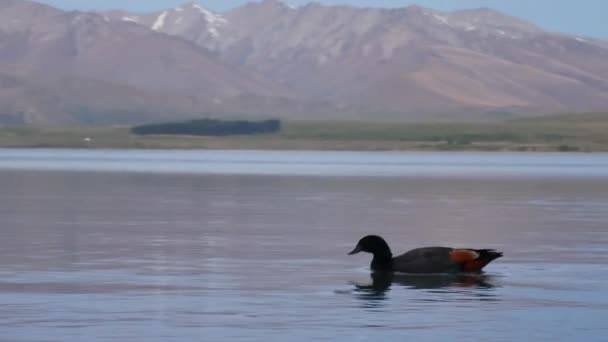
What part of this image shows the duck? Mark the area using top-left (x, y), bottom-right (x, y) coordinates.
top-left (348, 235), bottom-right (503, 273)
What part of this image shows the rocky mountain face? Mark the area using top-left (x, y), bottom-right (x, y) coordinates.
top-left (106, 2), bottom-right (238, 51)
top-left (1, 0), bottom-right (608, 124)
top-left (0, 0), bottom-right (293, 124)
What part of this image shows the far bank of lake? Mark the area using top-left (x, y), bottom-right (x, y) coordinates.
top-left (1, 113), bottom-right (607, 152)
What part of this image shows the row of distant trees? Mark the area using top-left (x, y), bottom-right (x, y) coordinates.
top-left (131, 119), bottom-right (282, 136)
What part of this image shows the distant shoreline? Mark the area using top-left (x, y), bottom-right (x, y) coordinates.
top-left (0, 141), bottom-right (599, 153)
top-left (2, 113), bottom-right (607, 152)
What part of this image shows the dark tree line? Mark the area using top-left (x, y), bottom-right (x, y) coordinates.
top-left (131, 119), bottom-right (282, 136)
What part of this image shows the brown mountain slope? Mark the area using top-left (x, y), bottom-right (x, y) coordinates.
top-left (0, 0), bottom-right (304, 124)
top-left (0, 0), bottom-right (284, 98)
top-left (118, 0), bottom-right (608, 119)
top-left (0, 68), bottom-right (220, 125)
top-left (223, 2), bottom-right (608, 116)
top-left (2, 0), bottom-right (608, 124)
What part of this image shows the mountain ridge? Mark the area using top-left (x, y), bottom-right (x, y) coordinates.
top-left (1, 0), bottom-right (608, 124)
top-left (107, 0), bottom-right (608, 116)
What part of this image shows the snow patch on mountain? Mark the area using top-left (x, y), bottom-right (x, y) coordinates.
top-left (122, 16), bottom-right (139, 23)
top-left (432, 14), bottom-right (449, 26)
top-left (188, 3), bottom-right (227, 38)
top-left (152, 11), bottom-right (168, 31)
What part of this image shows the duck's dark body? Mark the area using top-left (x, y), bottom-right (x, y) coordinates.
top-left (349, 235), bottom-right (503, 274)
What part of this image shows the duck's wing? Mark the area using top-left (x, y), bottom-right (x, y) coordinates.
top-left (393, 247), bottom-right (503, 273)
top-left (392, 247), bottom-right (457, 273)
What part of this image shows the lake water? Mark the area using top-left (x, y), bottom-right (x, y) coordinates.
top-left (1, 149), bottom-right (607, 341)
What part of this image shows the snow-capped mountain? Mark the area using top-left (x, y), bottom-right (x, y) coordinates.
top-left (1, 0), bottom-right (608, 124)
top-left (108, 0), bottom-right (608, 119)
top-left (0, 0), bottom-right (296, 124)
top-left (105, 2), bottom-right (236, 50)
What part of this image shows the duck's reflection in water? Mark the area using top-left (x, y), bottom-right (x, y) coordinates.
top-left (352, 272), bottom-right (498, 306)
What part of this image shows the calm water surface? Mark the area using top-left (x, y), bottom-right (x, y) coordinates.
top-left (1, 150), bottom-right (607, 341)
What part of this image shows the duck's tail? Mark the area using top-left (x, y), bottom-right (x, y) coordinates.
top-left (450, 248), bottom-right (503, 272)
top-left (475, 249), bottom-right (504, 262)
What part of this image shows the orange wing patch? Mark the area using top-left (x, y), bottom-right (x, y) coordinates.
top-left (449, 249), bottom-right (480, 263)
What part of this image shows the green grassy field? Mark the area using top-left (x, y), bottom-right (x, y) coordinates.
top-left (1, 112), bottom-right (608, 151)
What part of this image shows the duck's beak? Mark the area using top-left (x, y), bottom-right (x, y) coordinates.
top-left (348, 244), bottom-right (362, 255)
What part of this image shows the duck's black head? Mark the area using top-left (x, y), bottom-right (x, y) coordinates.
top-left (348, 235), bottom-right (392, 258)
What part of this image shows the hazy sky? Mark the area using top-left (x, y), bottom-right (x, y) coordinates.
top-left (37, 0), bottom-right (607, 38)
